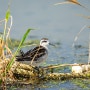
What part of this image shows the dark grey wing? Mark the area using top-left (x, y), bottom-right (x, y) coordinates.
top-left (22, 49), bottom-right (33, 56)
top-left (16, 49), bottom-right (32, 61)
top-left (16, 50), bottom-right (24, 61)
top-left (16, 50), bottom-right (24, 56)
top-left (23, 46), bottom-right (47, 61)
top-left (16, 46), bottom-right (47, 61)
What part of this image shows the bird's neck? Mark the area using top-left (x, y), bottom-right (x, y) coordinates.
top-left (40, 45), bottom-right (48, 50)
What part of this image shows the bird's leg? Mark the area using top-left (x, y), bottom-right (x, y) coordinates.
top-left (34, 66), bottom-right (46, 79)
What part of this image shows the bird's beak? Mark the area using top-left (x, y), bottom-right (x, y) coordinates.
top-left (49, 43), bottom-right (56, 47)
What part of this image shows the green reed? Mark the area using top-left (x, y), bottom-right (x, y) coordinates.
top-left (6, 28), bottom-right (31, 71)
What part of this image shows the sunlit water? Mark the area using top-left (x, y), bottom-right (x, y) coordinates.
top-left (0, 0), bottom-right (90, 90)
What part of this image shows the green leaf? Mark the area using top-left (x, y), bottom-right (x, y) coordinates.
top-left (5, 9), bottom-right (10, 21)
top-left (0, 79), bottom-right (2, 84)
top-left (17, 29), bottom-right (31, 50)
top-left (6, 28), bottom-right (31, 71)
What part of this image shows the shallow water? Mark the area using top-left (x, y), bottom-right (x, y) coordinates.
top-left (0, 0), bottom-right (90, 90)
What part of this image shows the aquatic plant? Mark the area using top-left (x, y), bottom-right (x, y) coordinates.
top-left (0, 4), bottom-right (33, 89)
top-left (6, 29), bottom-right (31, 71)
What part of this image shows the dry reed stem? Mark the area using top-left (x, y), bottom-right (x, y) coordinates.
top-left (0, 39), bottom-right (5, 59)
top-left (54, 0), bottom-right (90, 12)
top-left (72, 25), bottom-right (87, 47)
top-left (76, 14), bottom-right (90, 19)
top-left (30, 46), bottom-right (41, 65)
top-left (54, 0), bottom-right (82, 6)
top-left (43, 63), bottom-right (86, 70)
top-left (0, 60), bottom-right (90, 84)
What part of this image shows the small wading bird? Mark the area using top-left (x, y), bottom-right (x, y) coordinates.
top-left (16, 38), bottom-right (54, 66)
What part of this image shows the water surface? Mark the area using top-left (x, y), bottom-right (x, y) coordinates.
top-left (0, 0), bottom-right (90, 90)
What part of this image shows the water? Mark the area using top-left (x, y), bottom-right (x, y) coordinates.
top-left (0, 0), bottom-right (90, 90)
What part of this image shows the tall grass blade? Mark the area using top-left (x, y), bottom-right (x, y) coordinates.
top-left (54, 0), bottom-right (90, 12)
top-left (3, 9), bottom-right (10, 41)
top-left (72, 25), bottom-right (87, 47)
top-left (6, 16), bottom-right (13, 38)
top-left (76, 14), bottom-right (90, 19)
top-left (6, 29), bottom-right (31, 71)
top-left (5, 9), bottom-right (10, 21)
top-left (54, 1), bottom-right (70, 5)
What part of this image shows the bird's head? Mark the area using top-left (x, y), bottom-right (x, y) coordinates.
top-left (40, 38), bottom-right (55, 49)
top-left (40, 38), bottom-right (49, 48)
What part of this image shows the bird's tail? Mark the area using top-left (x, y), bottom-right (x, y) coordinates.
top-left (16, 50), bottom-right (25, 61)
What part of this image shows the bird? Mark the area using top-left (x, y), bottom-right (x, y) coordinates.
top-left (16, 38), bottom-right (53, 66)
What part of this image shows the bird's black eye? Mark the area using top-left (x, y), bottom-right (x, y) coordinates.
top-left (42, 41), bottom-right (47, 43)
